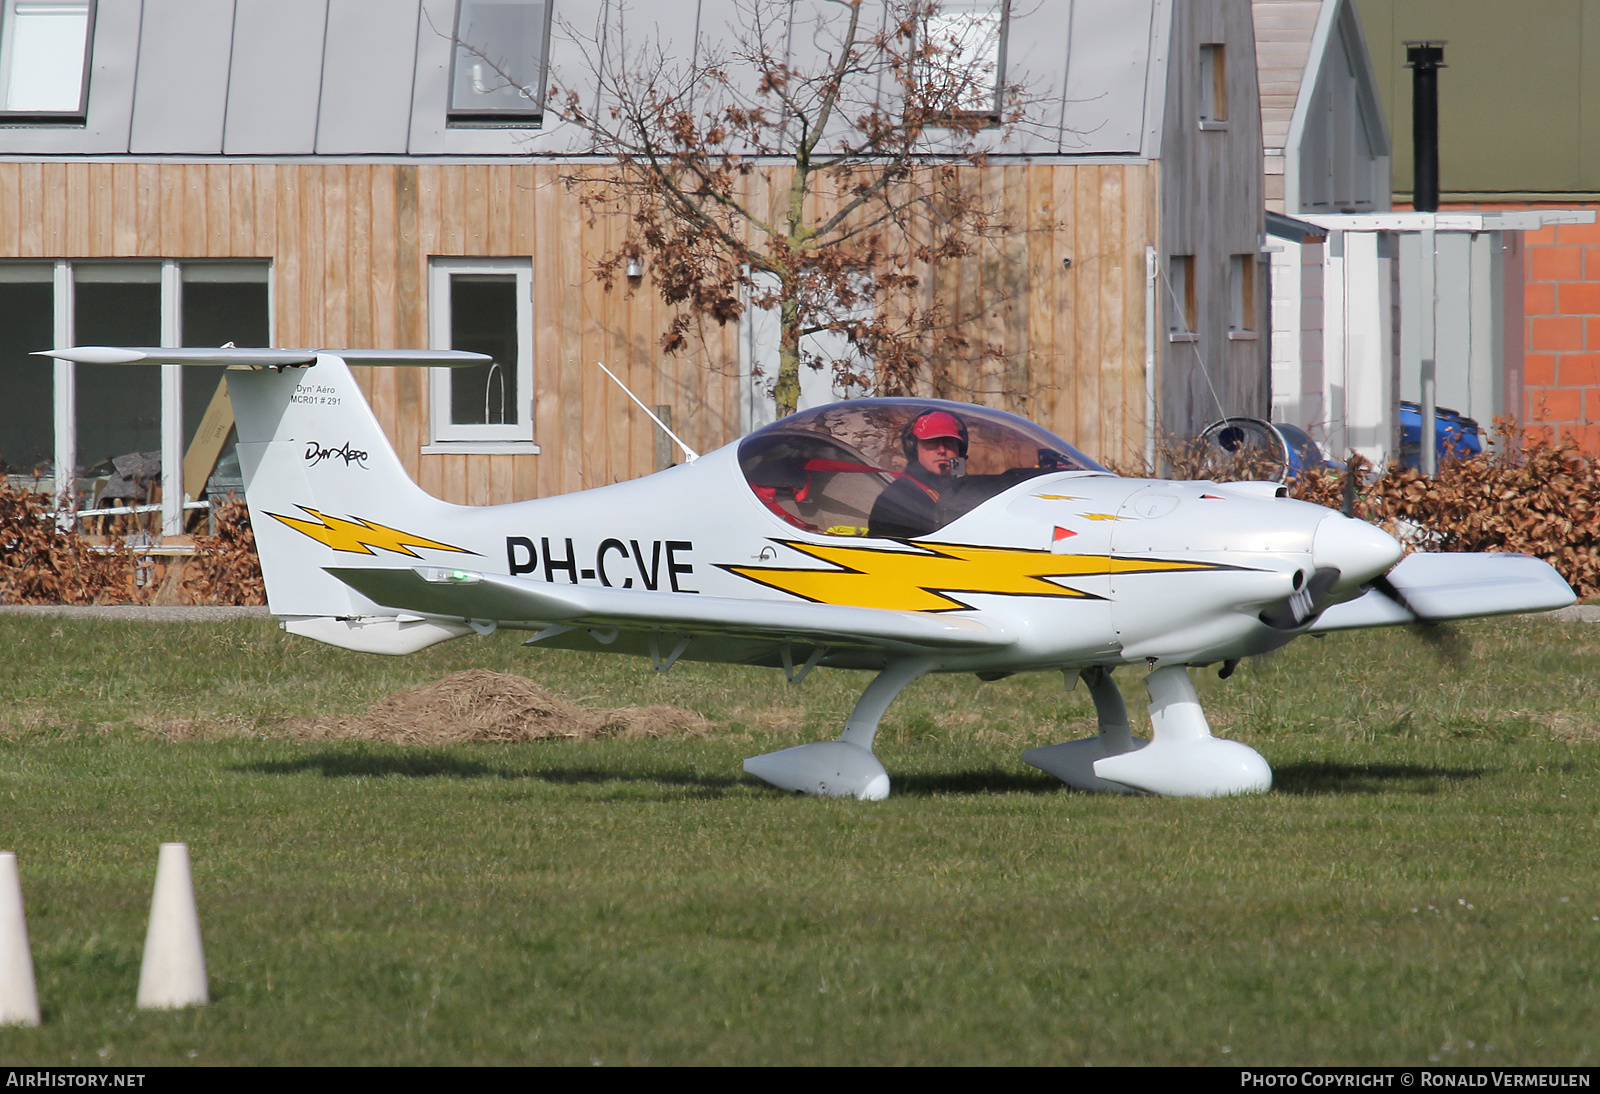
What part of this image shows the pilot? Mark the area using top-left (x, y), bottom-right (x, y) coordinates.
top-left (867, 409), bottom-right (970, 539)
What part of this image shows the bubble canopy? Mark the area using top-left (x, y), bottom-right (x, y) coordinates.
top-left (737, 398), bottom-right (1110, 538)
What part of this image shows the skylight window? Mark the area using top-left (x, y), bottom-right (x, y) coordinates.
top-left (920, 0), bottom-right (1008, 120)
top-left (0, 0), bottom-right (93, 118)
top-left (449, 0), bottom-right (551, 127)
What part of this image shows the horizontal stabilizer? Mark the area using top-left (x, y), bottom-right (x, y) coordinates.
top-left (1310, 552), bottom-right (1576, 631)
top-left (326, 567), bottom-right (1016, 653)
top-left (32, 347), bottom-right (492, 368)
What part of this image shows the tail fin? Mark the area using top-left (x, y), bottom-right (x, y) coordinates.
top-left (34, 346), bottom-right (491, 652)
top-left (227, 352), bottom-right (476, 619)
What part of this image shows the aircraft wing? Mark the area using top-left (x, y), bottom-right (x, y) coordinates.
top-left (1309, 552), bottom-right (1576, 631)
top-left (326, 566), bottom-right (1015, 654)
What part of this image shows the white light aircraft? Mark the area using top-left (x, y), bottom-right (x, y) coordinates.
top-left (40, 347), bottom-right (1576, 800)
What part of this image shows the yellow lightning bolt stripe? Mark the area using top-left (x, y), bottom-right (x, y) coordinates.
top-left (269, 506), bottom-right (474, 558)
top-left (1082, 513), bottom-right (1124, 521)
top-left (724, 540), bottom-right (1225, 612)
top-left (1032, 493), bottom-right (1087, 500)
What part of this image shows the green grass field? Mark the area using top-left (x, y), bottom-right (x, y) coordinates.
top-left (1, 613), bottom-right (1598, 1065)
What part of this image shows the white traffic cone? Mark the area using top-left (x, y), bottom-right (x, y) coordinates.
top-left (0, 852), bottom-right (40, 1026)
top-left (136, 843), bottom-right (208, 1009)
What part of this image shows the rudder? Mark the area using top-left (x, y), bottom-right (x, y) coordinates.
top-left (228, 354), bottom-right (465, 619)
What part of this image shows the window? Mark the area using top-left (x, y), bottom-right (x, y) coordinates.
top-left (919, 0), bottom-right (1008, 121)
top-left (0, 259), bottom-right (270, 534)
top-left (0, 0), bottom-right (94, 119)
top-left (1228, 254), bottom-right (1257, 338)
top-left (1199, 43), bottom-right (1228, 129)
top-left (73, 263), bottom-right (161, 477)
top-left (448, 0), bottom-right (551, 127)
top-left (1167, 254), bottom-right (1197, 340)
top-left (427, 258), bottom-right (535, 449)
top-left (0, 264), bottom-right (54, 477)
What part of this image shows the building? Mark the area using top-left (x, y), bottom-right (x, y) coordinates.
top-left (1252, 0), bottom-right (1589, 463)
top-left (1355, 0), bottom-right (1600, 452)
top-left (0, 0), bottom-right (1273, 544)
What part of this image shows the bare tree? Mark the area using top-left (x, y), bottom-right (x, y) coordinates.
top-left (553, 0), bottom-right (1032, 417)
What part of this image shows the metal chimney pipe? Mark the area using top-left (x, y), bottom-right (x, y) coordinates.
top-left (1405, 42), bottom-right (1446, 213)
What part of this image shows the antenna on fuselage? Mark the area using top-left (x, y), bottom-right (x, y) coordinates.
top-left (595, 361), bottom-right (700, 464)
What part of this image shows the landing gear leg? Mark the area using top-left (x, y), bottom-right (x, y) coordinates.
top-left (744, 658), bottom-right (933, 801)
top-left (1021, 667), bottom-right (1148, 793)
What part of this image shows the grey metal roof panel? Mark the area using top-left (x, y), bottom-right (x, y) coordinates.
top-left (1057, 0), bottom-right (1158, 155)
top-left (902, 0), bottom-right (1164, 158)
top-left (1001, 1), bottom-right (1075, 152)
top-left (222, 0), bottom-right (327, 155)
top-left (1142, 0), bottom-right (1172, 158)
top-left (411, 0), bottom-right (574, 155)
top-left (510, 0), bottom-right (705, 157)
top-left (128, 0), bottom-right (235, 155)
top-left (315, 0), bottom-right (421, 154)
top-left (405, 0), bottom-right (452, 154)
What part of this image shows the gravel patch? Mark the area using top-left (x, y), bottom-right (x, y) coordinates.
top-left (0, 605), bottom-right (272, 623)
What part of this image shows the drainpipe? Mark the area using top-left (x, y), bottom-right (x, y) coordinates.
top-left (1406, 42), bottom-right (1445, 472)
top-left (1145, 245), bottom-right (1158, 472)
top-left (1419, 228), bottom-right (1438, 477)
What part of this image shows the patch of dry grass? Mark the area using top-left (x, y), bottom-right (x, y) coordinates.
top-left (158, 669), bottom-right (708, 744)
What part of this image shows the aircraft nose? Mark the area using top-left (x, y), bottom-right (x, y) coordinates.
top-left (1313, 513), bottom-right (1403, 594)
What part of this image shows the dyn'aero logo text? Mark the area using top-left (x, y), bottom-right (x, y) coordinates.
top-left (305, 441), bottom-right (370, 468)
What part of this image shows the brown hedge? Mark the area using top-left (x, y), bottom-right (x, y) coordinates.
top-left (0, 486), bottom-right (265, 606)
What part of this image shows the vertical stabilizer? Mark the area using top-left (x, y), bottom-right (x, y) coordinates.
top-left (228, 354), bottom-right (465, 619)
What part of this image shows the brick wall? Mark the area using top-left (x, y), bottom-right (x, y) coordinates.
top-left (1412, 201), bottom-right (1600, 451)
top-left (1520, 206), bottom-right (1600, 451)
top-left (1401, 201), bottom-right (1600, 452)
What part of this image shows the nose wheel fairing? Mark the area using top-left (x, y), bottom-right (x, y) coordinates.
top-left (1021, 667), bottom-right (1147, 794)
top-left (1025, 666), bottom-right (1271, 798)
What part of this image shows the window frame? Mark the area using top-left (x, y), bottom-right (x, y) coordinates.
top-left (737, 267), bottom-right (876, 435)
top-left (1198, 42), bottom-right (1229, 130)
top-left (918, 0), bottom-right (1010, 125)
top-left (0, 257), bottom-right (271, 534)
top-left (425, 256), bottom-right (538, 452)
top-left (446, 0), bottom-right (553, 129)
top-left (1167, 254), bottom-right (1198, 341)
top-left (0, 0), bottom-right (96, 123)
top-left (1227, 253), bottom-right (1259, 339)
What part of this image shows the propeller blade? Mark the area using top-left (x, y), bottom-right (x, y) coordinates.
top-left (1368, 570), bottom-right (1468, 665)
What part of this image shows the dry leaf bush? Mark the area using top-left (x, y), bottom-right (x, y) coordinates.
top-left (179, 497), bottom-right (266, 606)
top-left (0, 486), bottom-right (265, 605)
top-left (0, 484), bottom-right (145, 604)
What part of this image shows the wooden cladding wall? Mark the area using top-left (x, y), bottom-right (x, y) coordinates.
top-left (0, 161), bottom-right (1157, 502)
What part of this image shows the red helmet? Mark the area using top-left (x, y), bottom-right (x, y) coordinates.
top-left (903, 408), bottom-right (969, 459)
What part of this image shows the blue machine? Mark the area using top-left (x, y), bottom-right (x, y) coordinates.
top-left (1274, 423), bottom-right (1343, 478)
top-left (1399, 402), bottom-right (1482, 469)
